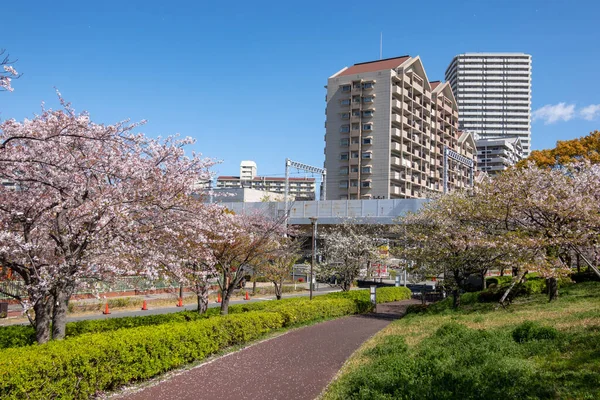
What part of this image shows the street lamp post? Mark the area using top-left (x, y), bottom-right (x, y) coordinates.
top-left (309, 217), bottom-right (318, 300)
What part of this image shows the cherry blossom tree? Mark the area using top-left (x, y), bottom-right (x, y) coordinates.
top-left (0, 96), bottom-right (215, 342)
top-left (320, 221), bottom-right (383, 292)
top-left (478, 162), bottom-right (600, 301)
top-left (0, 49), bottom-right (20, 92)
top-left (199, 211), bottom-right (287, 314)
top-left (397, 191), bottom-right (533, 308)
top-left (252, 236), bottom-right (304, 300)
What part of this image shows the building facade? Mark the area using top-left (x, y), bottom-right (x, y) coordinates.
top-left (476, 136), bottom-right (523, 176)
top-left (324, 56), bottom-right (476, 200)
top-left (216, 162), bottom-right (316, 200)
top-left (445, 53), bottom-right (532, 156)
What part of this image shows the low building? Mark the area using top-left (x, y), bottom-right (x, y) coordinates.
top-left (475, 136), bottom-right (523, 176)
top-left (216, 161), bottom-right (316, 201)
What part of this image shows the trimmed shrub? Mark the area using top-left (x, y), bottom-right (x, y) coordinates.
top-left (0, 325), bottom-right (36, 349)
top-left (521, 278), bottom-right (546, 295)
top-left (0, 287), bottom-right (412, 350)
top-left (0, 297), bottom-right (370, 400)
top-left (512, 321), bottom-right (559, 343)
top-left (486, 275), bottom-right (514, 287)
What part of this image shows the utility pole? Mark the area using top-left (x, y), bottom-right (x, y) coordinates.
top-left (309, 216), bottom-right (318, 300)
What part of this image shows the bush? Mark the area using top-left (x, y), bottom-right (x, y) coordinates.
top-left (406, 304), bottom-right (428, 315)
top-left (0, 325), bottom-right (36, 349)
top-left (0, 287), bottom-right (412, 351)
top-left (570, 271), bottom-right (600, 283)
top-left (0, 297), bottom-right (372, 399)
top-left (521, 278), bottom-right (546, 295)
top-left (486, 275), bottom-right (514, 287)
top-left (512, 321), bottom-right (559, 343)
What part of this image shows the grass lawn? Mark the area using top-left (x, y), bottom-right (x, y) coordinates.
top-left (322, 282), bottom-right (600, 400)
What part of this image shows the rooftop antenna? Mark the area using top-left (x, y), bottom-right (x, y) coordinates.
top-left (380, 32), bottom-right (383, 60)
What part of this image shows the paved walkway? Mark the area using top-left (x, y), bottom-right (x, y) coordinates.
top-left (116, 299), bottom-right (420, 400)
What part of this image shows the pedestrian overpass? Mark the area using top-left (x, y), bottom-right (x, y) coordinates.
top-left (219, 199), bottom-right (427, 225)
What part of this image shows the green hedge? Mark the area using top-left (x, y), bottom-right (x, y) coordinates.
top-left (0, 287), bottom-right (411, 350)
top-left (0, 297), bottom-right (373, 400)
top-left (324, 287), bottom-right (412, 304)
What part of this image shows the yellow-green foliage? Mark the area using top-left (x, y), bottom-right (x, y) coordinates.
top-left (0, 293), bottom-right (389, 399)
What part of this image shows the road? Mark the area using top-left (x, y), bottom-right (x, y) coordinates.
top-left (1, 286), bottom-right (344, 325)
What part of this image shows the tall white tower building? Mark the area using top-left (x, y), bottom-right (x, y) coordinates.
top-left (445, 53), bottom-right (532, 156)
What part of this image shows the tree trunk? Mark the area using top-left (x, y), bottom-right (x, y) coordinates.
top-left (220, 293), bottom-right (230, 315)
top-left (274, 280), bottom-right (282, 300)
top-left (452, 289), bottom-right (460, 308)
top-left (252, 278), bottom-right (257, 295)
top-left (196, 283), bottom-right (209, 314)
top-left (33, 297), bottom-right (53, 344)
top-left (51, 287), bottom-right (72, 340)
top-left (576, 253), bottom-right (580, 273)
top-left (500, 269), bottom-right (504, 277)
top-left (481, 271), bottom-right (487, 290)
top-left (497, 270), bottom-right (527, 308)
top-left (547, 277), bottom-right (558, 302)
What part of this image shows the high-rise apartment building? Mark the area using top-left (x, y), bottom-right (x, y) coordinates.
top-left (216, 161), bottom-right (316, 201)
top-left (445, 53), bottom-right (532, 156)
top-left (324, 56), bottom-right (476, 200)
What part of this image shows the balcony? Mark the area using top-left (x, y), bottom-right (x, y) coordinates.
top-left (390, 185), bottom-right (405, 196)
top-left (391, 171), bottom-right (405, 181)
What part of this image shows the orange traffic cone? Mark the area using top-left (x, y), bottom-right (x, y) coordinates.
top-left (141, 300), bottom-right (148, 311)
top-left (177, 297), bottom-right (183, 307)
top-left (103, 303), bottom-right (111, 315)
top-left (217, 292), bottom-right (221, 303)
top-left (245, 291), bottom-right (249, 301)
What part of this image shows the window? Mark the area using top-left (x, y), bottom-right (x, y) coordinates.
top-left (363, 124), bottom-right (373, 131)
top-left (353, 96), bottom-right (361, 103)
top-left (341, 113), bottom-right (350, 119)
top-left (353, 81), bottom-right (362, 89)
top-left (362, 152), bottom-right (372, 159)
top-left (352, 110), bottom-right (360, 117)
top-left (340, 125), bottom-right (350, 133)
top-left (352, 123), bottom-right (360, 130)
top-left (350, 166), bottom-right (359, 173)
top-left (340, 138), bottom-right (349, 147)
top-left (339, 181), bottom-right (349, 188)
top-left (361, 181), bottom-right (372, 188)
top-left (351, 151), bottom-right (359, 159)
top-left (341, 85), bottom-right (351, 92)
top-left (362, 166), bottom-right (372, 174)
top-left (363, 82), bottom-right (374, 89)
top-left (340, 99), bottom-right (351, 105)
top-left (340, 152), bottom-right (349, 160)
top-left (339, 167), bottom-right (349, 175)
top-left (350, 180), bottom-right (358, 187)
top-left (362, 110), bottom-right (374, 117)
top-left (362, 137), bottom-right (372, 145)
top-left (363, 96), bottom-right (374, 103)
top-left (351, 137), bottom-right (360, 144)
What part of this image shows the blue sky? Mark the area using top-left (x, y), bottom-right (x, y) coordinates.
top-left (2, 0), bottom-right (599, 181)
